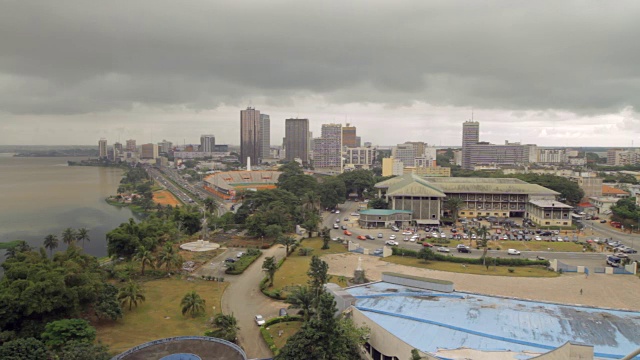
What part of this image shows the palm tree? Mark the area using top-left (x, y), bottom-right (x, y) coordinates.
top-left (133, 246), bottom-right (155, 275)
top-left (285, 285), bottom-right (315, 321)
top-left (117, 281), bottom-right (146, 311)
top-left (262, 256), bottom-right (278, 287)
top-left (181, 291), bottom-right (206, 317)
top-left (204, 197), bottom-right (219, 215)
top-left (62, 228), bottom-right (76, 246)
top-left (444, 197), bottom-right (465, 225)
top-left (5, 240), bottom-right (31, 259)
top-left (475, 225), bottom-right (490, 268)
top-left (157, 244), bottom-right (182, 272)
top-left (211, 313), bottom-right (240, 342)
top-left (44, 234), bottom-right (59, 257)
top-left (76, 227), bottom-right (90, 250)
top-left (277, 235), bottom-right (297, 257)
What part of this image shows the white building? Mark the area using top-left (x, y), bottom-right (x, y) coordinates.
top-left (345, 147), bottom-right (376, 169)
top-left (392, 143), bottom-right (416, 167)
top-left (538, 149), bottom-right (567, 163)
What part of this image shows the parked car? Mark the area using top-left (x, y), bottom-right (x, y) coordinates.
top-left (365, 234), bottom-right (375, 240)
top-left (423, 242), bottom-right (434, 248)
top-left (437, 247), bottom-right (450, 253)
top-left (600, 219), bottom-right (607, 223)
top-left (341, 225), bottom-right (348, 230)
top-left (344, 217), bottom-right (349, 221)
top-left (333, 224), bottom-right (339, 229)
top-left (402, 231), bottom-right (413, 235)
top-left (377, 233), bottom-right (383, 238)
top-left (624, 248), bottom-right (637, 254)
top-left (440, 232), bottom-right (446, 238)
top-left (225, 258), bottom-right (236, 263)
top-left (507, 248), bottom-right (521, 255)
top-left (279, 308), bottom-right (288, 316)
top-left (385, 240), bottom-right (399, 246)
top-left (255, 315), bottom-right (265, 326)
top-left (389, 235), bottom-right (397, 240)
top-left (614, 252), bottom-right (629, 259)
top-left (335, 210), bottom-right (340, 214)
top-left (373, 248), bottom-right (383, 255)
top-left (343, 230), bottom-right (352, 236)
top-left (335, 219), bottom-right (340, 223)
top-left (534, 236), bottom-right (542, 241)
top-left (236, 252), bottom-right (244, 258)
top-left (357, 235), bottom-right (366, 240)
top-left (457, 246), bottom-right (471, 253)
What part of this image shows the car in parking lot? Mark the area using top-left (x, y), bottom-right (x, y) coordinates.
top-left (389, 234), bottom-right (397, 240)
top-left (624, 248), bottom-right (637, 254)
top-left (534, 235), bottom-right (542, 241)
top-left (600, 219), bottom-right (607, 223)
top-left (373, 248), bottom-right (383, 255)
top-left (341, 225), bottom-right (348, 230)
top-left (402, 231), bottom-right (412, 235)
top-left (225, 258), bottom-right (236, 263)
top-left (357, 235), bottom-right (366, 240)
top-left (279, 308), bottom-right (288, 316)
top-left (236, 252), bottom-right (244, 258)
top-left (385, 240), bottom-right (399, 246)
top-left (333, 224), bottom-right (339, 229)
top-left (365, 234), bottom-right (375, 240)
top-left (437, 246), bottom-right (450, 253)
top-left (457, 245), bottom-right (471, 253)
top-left (391, 226), bottom-right (399, 232)
top-left (255, 315), bottom-right (265, 326)
top-left (335, 219), bottom-right (340, 223)
top-left (507, 248), bottom-right (521, 255)
top-left (344, 217), bottom-right (349, 221)
top-left (422, 242), bottom-right (434, 248)
top-left (377, 233), bottom-right (383, 238)
top-left (335, 210), bottom-right (340, 214)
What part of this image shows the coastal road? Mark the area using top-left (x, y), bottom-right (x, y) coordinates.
top-left (222, 245), bottom-right (287, 359)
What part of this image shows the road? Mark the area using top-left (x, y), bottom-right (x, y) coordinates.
top-left (323, 201), bottom-right (639, 267)
top-left (222, 245), bottom-right (287, 359)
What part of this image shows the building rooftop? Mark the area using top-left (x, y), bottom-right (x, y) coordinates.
top-left (426, 177), bottom-right (560, 196)
top-left (602, 185), bottom-right (629, 196)
top-left (346, 282), bottom-right (640, 359)
top-left (589, 196), bottom-right (621, 203)
top-left (376, 174), bottom-right (447, 197)
top-left (528, 200), bottom-right (573, 209)
top-left (358, 209), bottom-right (413, 216)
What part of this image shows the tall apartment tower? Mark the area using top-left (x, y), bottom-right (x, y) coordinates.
top-left (313, 123), bottom-right (343, 170)
top-left (284, 118), bottom-right (309, 164)
top-left (461, 121), bottom-right (480, 170)
top-left (126, 139), bottom-right (137, 152)
top-left (157, 139), bottom-right (173, 155)
top-left (98, 138), bottom-right (108, 159)
top-left (200, 135), bottom-right (216, 153)
top-left (240, 107), bottom-right (262, 166)
top-left (342, 124), bottom-right (357, 148)
top-left (260, 114), bottom-right (271, 161)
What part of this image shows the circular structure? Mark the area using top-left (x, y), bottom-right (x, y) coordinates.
top-left (111, 336), bottom-right (247, 360)
top-left (160, 354), bottom-right (201, 360)
top-left (180, 240), bottom-right (221, 252)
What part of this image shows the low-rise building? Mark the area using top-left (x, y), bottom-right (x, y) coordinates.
top-left (525, 200), bottom-right (573, 227)
top-left (402, 166), bottom-right (451, 177)
top-left (602, 185), bottom-right (630, 198)
top-left (357, 209), bottom-right (413, 228)
top-left (589, 196), bottom-right (619, 214)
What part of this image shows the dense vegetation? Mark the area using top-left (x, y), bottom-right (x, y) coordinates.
top-left (610, 197), bottom-right (640, 230)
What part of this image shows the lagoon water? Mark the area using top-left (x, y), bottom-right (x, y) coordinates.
top-left (0, 155), bottom-right (135, 259)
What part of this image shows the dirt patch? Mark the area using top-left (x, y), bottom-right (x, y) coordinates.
top-left (153, 190), bottom-right (181, 206)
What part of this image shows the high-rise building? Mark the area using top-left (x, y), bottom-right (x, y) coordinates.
top-left (313, 123), bottom-right (342, 170)
top-left (392, 143), bottom-right (416, 167)
top-left (538, 149), bottom-right (567, 164)
top-left (461, 121), bottom-right (479, 170)
top-left (200, 135), bottom-right (216, 153)
top-left (260, 114), bottom-right (270, 161)
top-left (157, 139), bottom-right (173, 155)
top-left (240, 107), bottom-right (262, 166)
top-left (126, 139), bottom-right (137, 152)
top-left (141, 143), bottom-right (159, 159)
top-left (113, 142), bottom-right (123, 159)
top-left (98, 138), bottom-right (107, 159)
top-left (342, 124), bottom-right (357, 148)
top-left (284, 118), bottom-right (309, 164)
top-left (345, 147), bottom-right (376, 169)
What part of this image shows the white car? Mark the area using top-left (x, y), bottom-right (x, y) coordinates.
top-left (237, 252), bottom-right (244, 258)
top-left (440, 233), bottom-right (446, 238)
top-left (335, 210), bottom-right (340, 214)
top-left (389, 235), bottom-right (397, 240)
top-left (385, 240), bottom-right (399, 246)
top-left (507, 249), bottom-right (521, 255)
top-left (534, 236), bottom-right (542, 241)
top-left (402, 231), bottom-right (413, 235)
top-left (437, 247), bottom-right (450, 253)
top-left (431, 232), bottom-right (438, 237)
top-left (255, 315), bottom-right (265, 326)
top-left (351, 212), bottom-right (360, 216)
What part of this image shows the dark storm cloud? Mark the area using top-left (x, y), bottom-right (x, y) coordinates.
top-left (1, 1), bottom-right (640, 117)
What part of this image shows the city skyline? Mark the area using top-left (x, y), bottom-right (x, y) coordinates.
top-left (2, 2), bottom-right (640, 146)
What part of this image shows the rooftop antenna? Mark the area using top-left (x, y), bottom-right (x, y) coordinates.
top-left (471, 108), bottom-right (474, 121)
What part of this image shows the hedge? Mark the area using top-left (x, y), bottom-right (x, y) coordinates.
top-left (260, 256), bottom-right (288, 300)
top-left (391, 247), bottom-right (549, 267)
top-left (259, 316), bottom-right (304, 356)
top-left (225, 250), bottom-right (262, 274)
top-left (260, 326), bottom-right (278, 354)
top-left (264, 315), bottom-right (303, 327)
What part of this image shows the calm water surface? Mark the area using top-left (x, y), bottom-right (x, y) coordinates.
top-left (0, 155), bottom-right (135, 259)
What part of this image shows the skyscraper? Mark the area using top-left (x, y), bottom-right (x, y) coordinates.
top-left (157, 139), bottom-right (173, 155)
top-left (200, 135), bottom-right (216, 153)
top-left (98, 138), bottom-right (107, 159)
top-left (141, 143), bottom-right (158, 159)
top-left (285, 118), bottom-right (309, 164)
top-left (461, 121), bottom-right (480, 170)
top-left (342, 124), bottom-right (357, 148)
top-left (313, 123), bottom-right (342, 170)
top-left (240, 107), bottom-right (262, 166)
top-left (260, 114), bottom-right (270, 161)
top-left (113, 142), bottom-right (123, 159)
top-left (126, 139), bottom-right (137, 152)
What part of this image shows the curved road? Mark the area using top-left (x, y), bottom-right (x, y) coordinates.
top-left (222, 245), bottom-right (287, 359)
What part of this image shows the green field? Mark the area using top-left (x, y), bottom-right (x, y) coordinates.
top-left (270, 238), bottom-right (347, 298)
top-left (383, 256), bottom-right (558, 278)
top-left (0, 240), bottom-right (22, 250)
top-left (265, 321), bottom-right (303, 351)
top-left (95, 278), bottom-right (227, 354)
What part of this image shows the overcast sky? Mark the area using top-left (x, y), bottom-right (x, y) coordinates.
top-left (1, 1), bottom-right (639, 147)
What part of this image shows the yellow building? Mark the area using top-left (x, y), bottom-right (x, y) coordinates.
top-left (525, 200), bottom-right (573, 227)
top-left (403, 166), bottom-right (451, 177)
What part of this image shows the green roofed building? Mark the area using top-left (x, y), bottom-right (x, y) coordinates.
top-left (371, 174), bottom-right (564, 228)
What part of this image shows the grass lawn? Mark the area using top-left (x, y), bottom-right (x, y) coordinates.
top-left (95, 278), bottom-right (228, 354)
top-left (271, 238), bottom-right (347, 297)
top-left (487, 240), bottom-right (584, 252)
top-left (0, 240), bottom-right (22, 250)
top-left (265, 321), bottom-right (303, 350)
top-left (383, 256), bottom-right (558, 278)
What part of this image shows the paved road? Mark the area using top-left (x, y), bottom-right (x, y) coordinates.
top-left (222, 245), bottom-right (287, 359)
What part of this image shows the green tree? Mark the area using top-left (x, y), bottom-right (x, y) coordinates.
top-left (62, 227), bottom-right (77, 246)
top-left (181, 291), bottom-right (206, 317)
top-left (318, 177), bottom-right (347, 210)
top-left (265, 224), bottom-right (283, 240)
top-left (41, 319), bottom-right (96, 349)
top-left (157, 244), bottom-right (182, 272)
top-left (133, 246), bottom-right (156, 275)
top-left (4, 240), bottom-right (31, 259)
top-left (410, 348), bottom-right (423, 360)
top-left (44, 234), bottom-right (59, 257)
top-left (75, 228), bottom-right (90, 250)
top-left (117, 281), bottom-right (146, 311)
top-left (94, 283), bottom-right (123, 321)
top-left (57, 342), bottom-right (111, 360)
top-left (285, 286), bottom-right (315, 321)
top-left (307, 256), bottom-right (330, 303)
top-left (321, 227), bottom-right (331, 250)
top-left (368, 197), bottom-right (388, 209)
top-left (207, 313), bottom-right (240, 342)
top-left (0, 338), bottom-right (48, 360)
top-left (262, 256), bottom-right (278, 287)
top-left (204, 197), bottom-right (219, 215)
top-left (278, 235), bottom-right (297, 257)
top-left (475, 225), bottom-right (490, 268)
top-left (417, 248), bottom-right (436, 262)
top-left (444, 197), bottom-right (465, 224)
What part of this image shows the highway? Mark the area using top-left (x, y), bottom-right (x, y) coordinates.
top-left (322, 201), bottom-right (639, 268)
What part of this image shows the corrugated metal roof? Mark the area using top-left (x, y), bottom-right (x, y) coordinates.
top-left (359, 209), bottom-right (412, 216)
top-left (528, 200), bottom-right (572, 209)
top-left (346, 282), bottom-right (640, 359)
top-left (384, 174), bottom-right (447, 197)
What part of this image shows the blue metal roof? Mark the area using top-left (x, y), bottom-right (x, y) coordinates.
top-left (346, 282), bottom-right (640, 359)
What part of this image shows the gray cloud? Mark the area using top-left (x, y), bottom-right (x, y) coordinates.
top-left (1, 1), bottom-right (639, 145)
